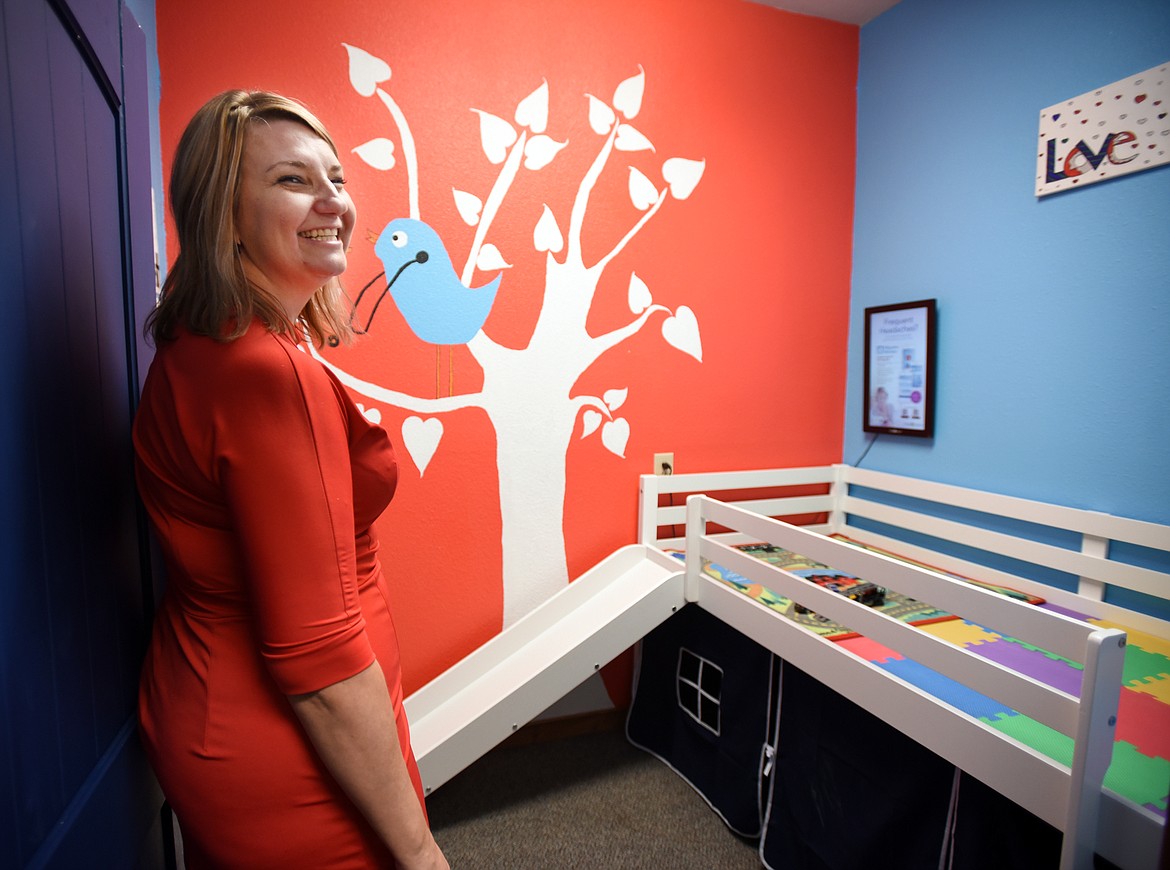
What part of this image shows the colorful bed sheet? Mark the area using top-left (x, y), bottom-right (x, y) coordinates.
top-left (830, 535), bottom-right (1048, 605)
top-left (674, 541), bottom-right (1170, 820)
top-left (672, 541), bottom-right (972, 641)
top-left (838, 619), bottom-right (1170, 819)
top-left (723, 542), bottom-right (956, 640)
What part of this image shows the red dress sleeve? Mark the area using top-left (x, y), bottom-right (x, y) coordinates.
top-left (211, 332), bottom-right (375, 695)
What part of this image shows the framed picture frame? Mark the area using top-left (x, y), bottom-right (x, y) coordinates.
top-left (863, 299), bottom-right (936, 438)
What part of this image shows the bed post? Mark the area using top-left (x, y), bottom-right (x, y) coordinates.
top-left (1077, 520), bottom-right (1109, 602)
top-left (828, 463), bottom-right (849, 535)
top-left (684, 495), bottom-right (706, 603)
top-left (638, 474), bottom-right (660, 545)
top-left (1061, 627), bottom-right (1127, 870)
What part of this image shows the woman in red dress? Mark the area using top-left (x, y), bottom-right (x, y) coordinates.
top-left (133, 90), bottom-right (448, 869)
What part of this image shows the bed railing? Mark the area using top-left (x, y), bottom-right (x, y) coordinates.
top-left (683, 494), bottom-right (1127, 870)
top-left (640, 464), bottom-right (1170, 635)
top-left (639, 465), bottom-right (839, 546)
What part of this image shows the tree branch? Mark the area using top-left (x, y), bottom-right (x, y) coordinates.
top-left (567, 122), bottom-right (619, 266)
top-left (375, 87), bottom-right (420, 221)
top-left (585, 303), bottom-right (670, 367)
top-left (570, 393), bottom-right (614, 417)
top-left (594, 187), bottom-right (668, 274)
top-left (307, 345), bottom-right (486, 414)
top-left (461, 131), bottom-right (528, 287)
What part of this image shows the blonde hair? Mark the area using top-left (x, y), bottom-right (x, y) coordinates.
top-left (147, 90), bottom-right (355, 346)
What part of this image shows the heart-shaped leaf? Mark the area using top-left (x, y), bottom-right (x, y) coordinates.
top-left (402, 416), bottom-right (442, 476)
top-left (662, 306), bottom-right (702, 362)
top-left (472, 109), bottom-right (518, 164)
top-left (523, 135), bottom-right (567, 170)
top-left (603, 388), bottom-right (628, 412)
top-left (352, 138), bottom-right (396, 171)
top-left (453, 189), bottom-right (483, 226)
top-left (601, 417), bottom-right (630, 458)
top-left (515, 79), bottom-right (549, 133)
top-left (476, 243), bottom-right (511, 271)
top-left (627, 166), bottom-right (658, 211)
top-left (534, 205), bottom-right (564, 254)
top-left (615, 124), bottom-right (654, 153)
top-left (580, 409), bottom-right (602, 438)
top-left (627, 272), bottom-right (652, 313)
top-left (586, 94), bottom-right (615, 135)
top-left (356, 403), bottom-right (382, 425)
top-left (342, 43), bottom-right (391, 97)
top-left (663, 157), bottom-right (705, 200)
top-left (613, 65), bottom-right (645, 119)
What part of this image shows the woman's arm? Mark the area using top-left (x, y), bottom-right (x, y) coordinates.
top-left (290, 661), bottom-right (449, 870)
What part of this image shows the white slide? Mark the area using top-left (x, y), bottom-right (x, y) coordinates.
top-left (404, 544), bottom-right (685, 795)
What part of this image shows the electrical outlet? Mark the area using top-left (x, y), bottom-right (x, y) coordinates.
top-left (653, 452), bottom-right (674, 476)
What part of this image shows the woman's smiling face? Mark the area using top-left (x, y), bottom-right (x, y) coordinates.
top-left (235, 117), bottom-right (355, 317)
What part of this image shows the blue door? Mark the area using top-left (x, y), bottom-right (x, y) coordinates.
top-left (0, 0), bottom-right (164, 865)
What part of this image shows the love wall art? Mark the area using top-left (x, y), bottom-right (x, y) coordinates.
top-left (1036, 61), bottom-right (1169, 196)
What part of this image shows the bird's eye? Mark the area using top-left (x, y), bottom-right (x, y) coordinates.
top-left (391, 231), bottom-right (408, 248)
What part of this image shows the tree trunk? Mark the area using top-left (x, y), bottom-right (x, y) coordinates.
top-left (483, 259), bottom-right (601, 626)
top-left (492, 402), bottom-right (575, 626)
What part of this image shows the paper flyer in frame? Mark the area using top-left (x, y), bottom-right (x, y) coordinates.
top-left (1036, 61), bottom-right (1169, 196)
top-left (864, 299), bottom-right (935, 438)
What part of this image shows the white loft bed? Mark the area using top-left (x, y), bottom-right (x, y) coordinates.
top-left (402, 463), bottom-right (1166, 869)
top-left (637, 464), bottom-right (1170, 870)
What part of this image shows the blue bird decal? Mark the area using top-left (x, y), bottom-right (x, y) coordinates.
top-left (360, 218), bottom-right (502, 344)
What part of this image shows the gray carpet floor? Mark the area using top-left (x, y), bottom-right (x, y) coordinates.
top-left (427, 727), bottom-right (762, 869)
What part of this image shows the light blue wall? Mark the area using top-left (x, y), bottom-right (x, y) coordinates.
top-left (846, 0), bottom-right (1170, 530)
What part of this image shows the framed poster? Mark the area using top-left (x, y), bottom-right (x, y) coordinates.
top-left (863, 299), bottom-right (936, 438)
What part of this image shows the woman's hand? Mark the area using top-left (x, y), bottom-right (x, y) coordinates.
top-left (290, 660), bottom-right (445, 866)
top-left (397, 834), bottom-right (450, 870)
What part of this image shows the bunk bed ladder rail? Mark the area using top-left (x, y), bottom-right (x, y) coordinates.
top-left (1063, 625), bottom-right (1127, 870)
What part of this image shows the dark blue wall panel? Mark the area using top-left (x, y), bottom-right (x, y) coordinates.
top-left (1, 0), bottom-right (162, 866)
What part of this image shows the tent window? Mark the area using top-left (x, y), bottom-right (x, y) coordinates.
top-left (677, 648), bottom-right (722, 736)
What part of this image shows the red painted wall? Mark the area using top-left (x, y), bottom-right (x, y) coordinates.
top-left (157, 0), bottom-right (857, 696)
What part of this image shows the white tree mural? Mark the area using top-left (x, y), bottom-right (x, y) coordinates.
top-left (321, 44), bottom-right (705, 626)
